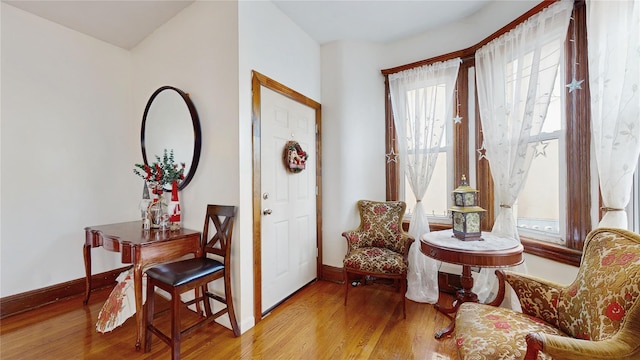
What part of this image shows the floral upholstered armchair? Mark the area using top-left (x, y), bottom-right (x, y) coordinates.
top-left (342, 200), bottom-right (414, 318)
top-left (454, 228), bottom-right (640, 360)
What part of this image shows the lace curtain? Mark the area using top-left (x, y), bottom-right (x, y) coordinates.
top-left (474, 0), bottom-right (573, 302)
top-left (587, 0), bottom-right (640, 229)
top-left (388, 58), bottom-right (461, 303)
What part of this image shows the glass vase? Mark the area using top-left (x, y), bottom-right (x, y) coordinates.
top-left (148, 184), bottom-right (169, 229)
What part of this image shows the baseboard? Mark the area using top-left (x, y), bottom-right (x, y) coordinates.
top-left (0, 266), bottom-right (128, 319)
top-left (320, 264), bottom-right (344, 283)
top-left (2, 264), bottom-right (462, 320)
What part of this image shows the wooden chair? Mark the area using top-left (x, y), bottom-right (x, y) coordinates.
top-left (144, 204), bottom-right (240, 359)
top-left (454, 228), bottom-right (640, 359)
top-left (342, 200), bottom-right (414, 318)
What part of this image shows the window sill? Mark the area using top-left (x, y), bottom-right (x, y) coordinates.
top-left (520, 236), bottom-right (582, 267)
top-left (402, 220), bottom-right (451, 233)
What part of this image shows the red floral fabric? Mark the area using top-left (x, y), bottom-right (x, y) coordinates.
top-left (343, 200), bottom-right (410, 254)
top-left (342, 200), bottom-right (412, 275)
top-left (554, 230), bottom-right (640, 340)
top-left (96, 268), bottom-right (147, 333)
top-left (456, 302), bottom-right (565, 360)
top-left (344, 247), bottom-right (407, 274)
top-left (455, 228), bottom-right (640, 359)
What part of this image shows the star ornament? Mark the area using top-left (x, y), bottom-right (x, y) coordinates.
top-left (476, 144), bottom-right (488, 161)
top-left (453, 115), bottom-right (463, 124)
top-left (386, 148), bottom-right (398, 163)
top-left (534, 141), bottom-right (549, 158)
top-left (566, 78), bottom-right (584, 93)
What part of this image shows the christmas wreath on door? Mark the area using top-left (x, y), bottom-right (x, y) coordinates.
top-left (284, 141), bottom-right (308, 173)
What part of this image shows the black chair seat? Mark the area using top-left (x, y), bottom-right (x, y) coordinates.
top-left (146, 258), bottom-right (224, 287)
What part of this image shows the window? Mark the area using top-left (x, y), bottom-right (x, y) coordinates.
top-left (515, 63), bottom-right (565, 245)
top-left (402, 93), bottom-right (453, 221)
top-left (384, 1), bottom-right (593, 266)
top-left (387, 60), bottom-right (460, 229)
top-left (406, 151), bottom-right (451, 218)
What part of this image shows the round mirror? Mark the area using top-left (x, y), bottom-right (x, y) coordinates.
top-left (141, 86), bottom-right (201, 190)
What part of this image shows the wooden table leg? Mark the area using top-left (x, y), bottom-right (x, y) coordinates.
top-left (434, 265), bottom-right (479, 339)
top-left (133, 263), bottom-right (144, 350)
top-left (83, 243), bottom-right (92, 305)
top-left (435, 317), bottom-right (457, 339)
top-left (458, 265), bottom-right (479, 302)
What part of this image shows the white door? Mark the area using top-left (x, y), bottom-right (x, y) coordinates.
top-left (260, 86), bottom-right (317, 313)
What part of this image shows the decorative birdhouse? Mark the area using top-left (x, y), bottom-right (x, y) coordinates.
top-left (450, 175), bottom-right (486, 241)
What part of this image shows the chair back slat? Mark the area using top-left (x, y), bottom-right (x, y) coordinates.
top-left (202, 205), bottom-right (237, 260)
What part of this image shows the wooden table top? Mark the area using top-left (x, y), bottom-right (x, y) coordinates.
top-left (85, 221), bottom-right (200, 247)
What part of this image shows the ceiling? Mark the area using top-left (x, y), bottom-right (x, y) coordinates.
top-left (271, 0), bottom-right (491, 44)
top-left (3, 0), bottom-right (196, 50)
top-left (3, 0), bottom-right (493, 50)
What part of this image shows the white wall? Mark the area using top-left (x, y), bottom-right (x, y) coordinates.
top-left (320, 41), bottom-right (387, 267)
top-left (0, 0), bottom-right (320, 334)
top-left (131, 1), bottom-right (239, 234)
top-left (238, 0), bottom-right (321, 330)
top-left (524, 253), bottom-right (578, 285)
top-left (131, 0), bottom-right (244, 330)
top-left (1, 3), bottom-right (138, 297)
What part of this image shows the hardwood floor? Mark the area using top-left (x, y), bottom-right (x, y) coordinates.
top-left (0, 280), bottom-right (458, 359)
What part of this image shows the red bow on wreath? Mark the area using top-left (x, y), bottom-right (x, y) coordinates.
top-left (284, 141), bottom-right (308, 173)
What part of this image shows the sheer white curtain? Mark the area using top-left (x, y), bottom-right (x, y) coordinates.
top-left (587, 0), bottom-right (640, 229)
top-left (474, 0), bottom-right (573, 302)
top-left (388, 58), bottom-right (460, 303)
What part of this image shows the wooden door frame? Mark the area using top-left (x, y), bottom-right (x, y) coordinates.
top-left (251, 71), bottom-right (322, 323)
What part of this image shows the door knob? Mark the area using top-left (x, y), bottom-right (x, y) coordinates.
top-left (263, 208), bottom-right (273, 215)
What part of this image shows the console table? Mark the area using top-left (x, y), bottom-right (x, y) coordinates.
top-left (420, 229), bottom-right (523, 339)
top-left (83, 221), bottom-right (201, 350)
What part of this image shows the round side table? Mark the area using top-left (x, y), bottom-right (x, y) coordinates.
top-left (420, 229), bottom-right (523, 339)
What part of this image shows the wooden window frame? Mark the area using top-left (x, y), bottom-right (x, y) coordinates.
top-left (383, 0), bottom-right (589, 267)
